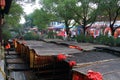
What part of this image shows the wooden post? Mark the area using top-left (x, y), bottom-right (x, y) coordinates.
top-left (30, 50), bottom-right (34, 68)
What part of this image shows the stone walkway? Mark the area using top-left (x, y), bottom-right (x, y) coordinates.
top-left (0, 48), bottom-right (5, 80)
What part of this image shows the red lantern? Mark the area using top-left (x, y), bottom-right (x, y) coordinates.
top-left (69, 61), bottom-right (76, 67)
top-left (57, 53), bottom-right (66, 61)
top-left (0, 0), bottom-right (5, 10)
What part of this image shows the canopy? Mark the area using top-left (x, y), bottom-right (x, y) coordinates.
top-left (53, 24), bottom-right (65, 29)
top-left (48, 24), bottom-right (65, 30)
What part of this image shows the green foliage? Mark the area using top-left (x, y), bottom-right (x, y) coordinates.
top-left (56, 36), bottom-right (63, 39)
top-left (85, 35), bottom-right (94, 43)
top-left (4, 1), bottom-right (24, 27)
top-left (42, 0), bottom-right (99, 35)
top-left (24, 14), bottom-right (34, 28)
top-left (30, 9), bottom-right (55, 30)
top-left (95, 35), bottom-right (112, 45)
top-left (95, 35), bottom-right (108, 44)
top-left (11, 24), bottom-right (24, 36)
top-left (98, 0), bottom-right (120, 35)
top-left (76, 34), bottom-right (86, 42)
top-left (97, 35), bottom-right (120, 46)
top-left (0, 1), bottom-right (24, 41)
top-left (106, 36), bottom-right (115, 46)
top-left (76, 34), bottom-right (120, 46)
top-left (56, 0), bottom-right (76, 20)
top-left (2, 28), bottom-right (12, 40)
top-left (42, 0), bottom-right (78, 34)
top-left (47, 31), bottom-right (56, 39)
top-left (76, 34), bottom-right (94, 43)
top-left (24, 32), bottom-right (39, 40)
top-left (114, 38), bottom-right (120, 46)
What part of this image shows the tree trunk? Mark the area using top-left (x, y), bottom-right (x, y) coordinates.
top-left (65, 20), bottom-right (69, 35)
top-left (83, 18), bottom-right (87, 35)
top-left (110, 24), bottom-right (114, 36)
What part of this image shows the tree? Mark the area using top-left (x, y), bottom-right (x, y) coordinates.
top-left (4, 1), bottom-right (24, 27)
top-left (56, 0), bottom-right (76, 34)
top-left (2, 1), bottom-right (24, 40)
top-left (42, 0), bottom-right (99, 35)
top-left (42, 0), bottom-right (76, 35)
top-left (70, 0), bottom-right (99, 35)
top-left (42, 0), bottom-right (120, 36)
top-left (24, 14), bottom-right (33, 28)
top-left (98, 0), bottom-right (120, 36)
top-left (30, 9), bottom-right (55, 30)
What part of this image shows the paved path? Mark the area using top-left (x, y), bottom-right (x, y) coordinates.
top-left (0, 60), bottom-right (5, 80)
top-left (0, 47), bottom-right (5, 80)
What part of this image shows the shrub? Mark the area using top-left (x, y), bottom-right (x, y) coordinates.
top-left (95, 35), bottom-right (115, 45)
top-left (2, 29), bottom-right (12, 40)
top-left (107, 36), bottom-right (115, 46)
top-left (24, 32), bottom-right (39, 40)
top-left (47, 31), bottom-right (56, 39)
top-left (76, 34), bottom-right (86, 42)
top-left (114, 38), bottom-right (120, 46)
top-left (97, 35), bottom-right (109, 45)
top-left (76, 34), bottom-right (120, 47)
top-left (85, 36), bottom-right (94, 43)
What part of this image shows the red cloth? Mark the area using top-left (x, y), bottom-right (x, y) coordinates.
top-left (73, 75), bottom-right (79, 80)
top-left (69, 45), bottom-right (83, 51)
top-left (69, 61), bottom-right (76, 67)
top-left (57, 53), bottom-right (66, 61)
top-left (75, 46), bottom-right (83, 51)
top-left (57, 31), bottom-right (65, 37)
top-left (87, 70), bottom-right (103, 80)
top-left (5, 43), bottom-right (10, 49)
